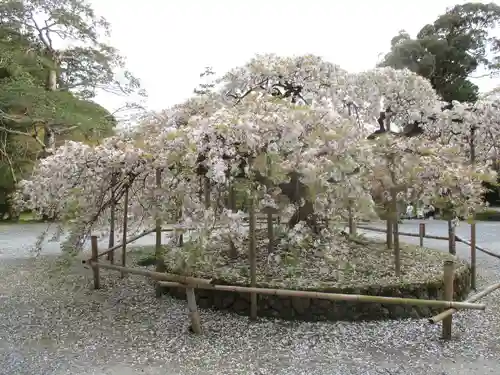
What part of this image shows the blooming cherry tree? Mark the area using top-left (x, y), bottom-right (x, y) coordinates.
top-left (15, 54), bottom-right (498, 270)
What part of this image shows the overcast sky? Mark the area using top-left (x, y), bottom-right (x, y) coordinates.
top-left (88, 0), bottom-right (499, 114)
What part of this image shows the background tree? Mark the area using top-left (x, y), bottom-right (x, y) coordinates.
top-left (0, 0), bottom-right (144, 219)
top-left (379, 2), bottom-right (500, 103)
top-left (379, 2), bottom-right (500, 205)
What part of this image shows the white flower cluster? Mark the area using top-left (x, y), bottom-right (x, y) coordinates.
top-left (16, 54), bottom-right (497, 253)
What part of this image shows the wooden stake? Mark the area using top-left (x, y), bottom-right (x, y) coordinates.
top-left (448, 219), bottom-right (456, 255)
top-left (442, 260), bottom-right (454, 340)
top-left (227, 183), bottom-right (237, 258)
top-left (154, 169), bottom-right (165, 296)
top-left (107, 174), bottom-right (116, 264)
top-left (186, 287), bottom-right (202, 334)
top-left (248, 192), bottom-right (258, 320)
top-left (267, 210), bottom-right (274, 253)
top-left (470, 222), bottom-right (477, 290)
top-left (90, 235), bottom-right (100, 289)
top-left (419, 223), bottom-right (425, 247)
top-left (121, 186), bottom-right (129, 278)
top-left (348, 199), bottom-right (357, 235)
top-left (386, 218), bottom-right (393, 249)
top-left (390, 189), bottom-right (400, 276)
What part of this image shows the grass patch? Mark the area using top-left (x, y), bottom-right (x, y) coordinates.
top-left (129, 230), bottom-right (465, 290)
top-left (0, 212), bottom-right (43, 225)
top-left (474, 209), bottom-right (500, 221)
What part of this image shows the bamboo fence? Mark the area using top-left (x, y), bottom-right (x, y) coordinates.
top-left (83, 170), bottom-right (495, 339)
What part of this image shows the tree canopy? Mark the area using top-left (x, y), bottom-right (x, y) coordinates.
top-left (379, 2), bottom-right (500, 103)
top-left (0, 0), bottom-right (144, 218)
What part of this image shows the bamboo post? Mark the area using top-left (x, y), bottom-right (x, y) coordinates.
top-left (419, 223), bottom-right (425, 247)
top-left (448, 219), bottom-right (456, 255)
top-left (348, 199), bottom-right (357, 235)
top-left (470, 222), bottom-right (476, 290)
top-left (228, 183), bottom-right (237, 258)
top-left (386, 218), bottom-right (393, 248)
top-left (248, 191), bottom-right (258, 320)
top-left (266, 155), bottom-right (275, 252)
top-left (186, 287), bottom-right (202, 334)
top-left (391, 189), bottom-right (400, 276)
top-left (267, 209), bottom-right (274, 253)
top-left (121, 185), bottom-right (129, 278)
top-left (90, 235), bottom-right (100, 289)
top-left (442, 260), bottom-right (454, 340)
top-left (155, 169), bottom-right (165, 296)
top-left (107, 175), bottom-right (116, 263)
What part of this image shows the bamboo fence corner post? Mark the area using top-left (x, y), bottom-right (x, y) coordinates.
top-left (419, 223), bottom-right (425, 247)
top-left (186, 287), bottom-right (202, 334)
top-left (470, 222), bottom-right (477, 290)
top-left (442, 260), bottom-right (455, 340)
top-left (121, 185), bottom-right (129, 278)
top-left (90, 235), bottom-right (100, 289)
top-left (248, 191), bottom-right (258, 320)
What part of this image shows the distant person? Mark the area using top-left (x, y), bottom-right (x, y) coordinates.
top-left (406, 204), bottom-right (414, 219)
top-left (424, 204), bottom-right (435, 219)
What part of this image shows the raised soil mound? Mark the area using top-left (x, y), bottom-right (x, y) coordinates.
top-left (135, 234), bottom-right (471, 321)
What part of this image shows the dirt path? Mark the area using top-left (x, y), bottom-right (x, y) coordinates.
top-left (0, 220), bottom-right (499, 374)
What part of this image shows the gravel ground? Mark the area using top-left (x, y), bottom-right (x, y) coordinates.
top-left (0, 220), bottom-right (500, 375)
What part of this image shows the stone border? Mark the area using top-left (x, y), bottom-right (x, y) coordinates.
top-left (159, 265), bottom-right (471, 321)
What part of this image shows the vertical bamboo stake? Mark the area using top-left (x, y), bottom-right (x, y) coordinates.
top-left (391, 189), bottom-right (400, 276)
top-left (470, 222), bottom-right (477, 290)
top-left (448, 219), bottom-right (456, 255)
top-left (348, 199), bottom-right (357, 235)
top-left (90, 235), bottom-right (100, 289)
top-left (107, 175), bottom-right (116, 263)
top-left (419, 222), bottom-right (425, 247)
top-left (228, 182), bottom-right (237, 258)
top-left (120, 185), bottom-right (129, 278)
top-left (267, 209), bottom-right (274, 253)
top-left (248, 190), bottom-right (258, 320)
top-left (442, 260), bottom-right (454, 340)
top-left (186, 287), bottom-right (202, 334)
top-left (154, 169), bottom-right (165, 296)
top-left (386, 218), bottom-right (393, 249)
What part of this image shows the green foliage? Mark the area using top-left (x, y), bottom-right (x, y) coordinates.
top-left (0, 0), bottom-right (144, 218)
top-left (379, 2), bottom-right (500, 103)
top-left (474, 209), bottom-right (500, 221)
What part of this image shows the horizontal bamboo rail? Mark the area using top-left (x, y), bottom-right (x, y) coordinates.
top-left (86, 221), bottom-right (275, 263)
top-left (429, 282), bottom-right (500, 324)
top-left (357, 225), bottom-right (449, 241)
top-left (455, 235), bottom-right (500, 260)
top-left (155, 281), bottom-right (485, 310)
top-left (93, 229), bottom-right (155, 259)
top-left (87, 261), bottom-right (214, 285)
